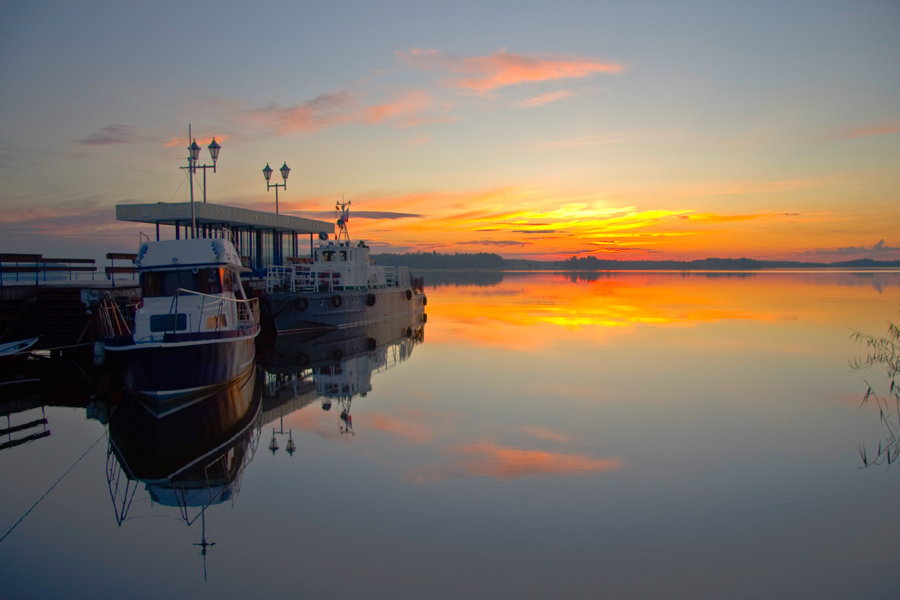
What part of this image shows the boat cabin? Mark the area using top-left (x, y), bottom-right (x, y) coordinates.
top-left (132, 239), bottom-right (255, 343)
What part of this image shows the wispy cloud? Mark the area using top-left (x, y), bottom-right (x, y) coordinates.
top-left (512, 90), bottom-right (573, 108)
top-left (243, 89), bottom-right (448, 134)
top-left (397, 48), bottom-right (624, 93)
top-left (74, 125), bottom-right (140, 146)
top-left (834, 119), bottom-right (900, 140)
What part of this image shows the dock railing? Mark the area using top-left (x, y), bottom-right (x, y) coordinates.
top-left (1, 253), bottom-right (97, 286)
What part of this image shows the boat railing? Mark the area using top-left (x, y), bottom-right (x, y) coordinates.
top-left (265, 265), bottom-right (297, 293)
top-left (266, 263), bottom-right (412, 294)
top-left (163, 289), bottom-right (259, 334)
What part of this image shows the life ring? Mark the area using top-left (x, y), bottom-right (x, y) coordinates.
top-left (422, 313), bottom-right (428, 323)
top-left (422, 296), bottom-right (427, 306)
top-left (367, 337), bottom-right (377, 351)
top-left (294, 297), bottom-right (309, 312)
top-left (295, 353), bottom-right (310, 367)
top-left (406, 289), bottom-right (412, 300)
top-left (332, 295), bottom-right (343, 308)
top-left (367, 293), bottom-right (376, 307)
top-left (406, 327), bottom-right (412, 338)
top-left (332, 348), bottom-right (343, 361)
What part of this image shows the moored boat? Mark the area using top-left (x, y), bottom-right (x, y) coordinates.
top-left (103, 238), bottom-right (260, 412)
top-left (261, 201), bottom-right (427, 334)
top-left (0, 337), bottom-right (38, 363)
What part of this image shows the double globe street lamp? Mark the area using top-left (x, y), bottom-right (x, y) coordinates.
top-left (262, 161), bottom-right (290, 214)
top-left (180, 129), bottom-right (221, 238)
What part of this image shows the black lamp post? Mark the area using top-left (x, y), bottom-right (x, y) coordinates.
top-left (180, 126), bottom-right (221, 238)
top-left (263, 161), bottom-right (290, 214)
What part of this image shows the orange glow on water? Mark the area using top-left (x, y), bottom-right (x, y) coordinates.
top-left (423, 272), bottom-right (896, 349)
top-left (404, 441), bottom-right (623, 482)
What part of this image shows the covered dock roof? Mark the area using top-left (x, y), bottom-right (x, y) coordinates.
top-left (116, 202), bottom-right (334, 271)
top-left (116, 202), bottom-right (333, 235)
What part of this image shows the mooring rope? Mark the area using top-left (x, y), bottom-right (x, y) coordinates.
top-left (0, 429), bottom-right (107, 544)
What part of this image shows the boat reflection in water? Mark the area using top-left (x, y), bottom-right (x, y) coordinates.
top-left (258, 308), bottom-right (426, 441)
top-left (106, 362), bottom-right (262, 577)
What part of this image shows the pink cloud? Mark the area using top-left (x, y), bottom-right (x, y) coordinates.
top-left (512, 90), bottom-right (573, 108)
top-left (397, 48), bottom-right (625, 92)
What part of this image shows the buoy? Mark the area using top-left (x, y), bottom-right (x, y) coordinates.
top-left (93, 341), bottom-right (106, 366)
top-left (332, 295), bottom-right (343, 308)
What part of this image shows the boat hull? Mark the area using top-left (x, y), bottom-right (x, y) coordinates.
top-left (263, 287), bottom-right (426, 335)
top-left (106, 331), bottom-right (258, 414)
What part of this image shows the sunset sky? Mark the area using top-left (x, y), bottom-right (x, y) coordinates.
top-left (1, 0), bottom-right (898, 261)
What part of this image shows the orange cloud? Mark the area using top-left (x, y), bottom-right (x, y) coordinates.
top-left (398, 48), bottom-right (625, 92)
top-left (243, 89), bottom-right (442, 134)
top-left (404, 441), bottom-right (623, 482)
top-left (513, 90), bottom-right (573, 108)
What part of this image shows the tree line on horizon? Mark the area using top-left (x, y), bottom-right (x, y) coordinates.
top-left (372, 250), bottom-right (900, 270)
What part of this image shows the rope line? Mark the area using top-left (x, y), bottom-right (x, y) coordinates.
top-left (0, 429), bottom-right (107, 544)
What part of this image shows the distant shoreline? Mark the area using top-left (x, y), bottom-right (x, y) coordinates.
top-left (373, 251), bottom-right (900, 272)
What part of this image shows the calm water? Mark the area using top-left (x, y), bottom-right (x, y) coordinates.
top-left (2, 271), bottom-right (900, 599)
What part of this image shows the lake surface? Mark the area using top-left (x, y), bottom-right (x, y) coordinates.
top-left (2, 271), bottom-right (900, 599)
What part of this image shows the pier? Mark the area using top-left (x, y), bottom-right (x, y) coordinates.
top-left (0, 201), bottom-right (333, 353)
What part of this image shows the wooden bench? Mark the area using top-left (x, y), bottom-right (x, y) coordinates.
top-left (106, 253), bottom-right (138, 287)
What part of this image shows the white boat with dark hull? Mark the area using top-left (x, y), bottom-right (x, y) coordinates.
top-left (103, 238), bottom-right (260, 411)
top-left (262, 201), bottom-right (427, 335)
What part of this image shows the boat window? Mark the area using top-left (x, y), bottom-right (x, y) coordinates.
top-left (149, 313), bottom-right (187, 332)
top-left (141, 268), bottom-right (223, 297)
top-left (220, 269), bottom-right (234, 293)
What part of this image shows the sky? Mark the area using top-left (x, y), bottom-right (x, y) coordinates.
top-left (1, 0), bottom-right (898, 262)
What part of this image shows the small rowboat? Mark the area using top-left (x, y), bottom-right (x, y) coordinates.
top-left (0, 337), bottom-right (38, 360)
